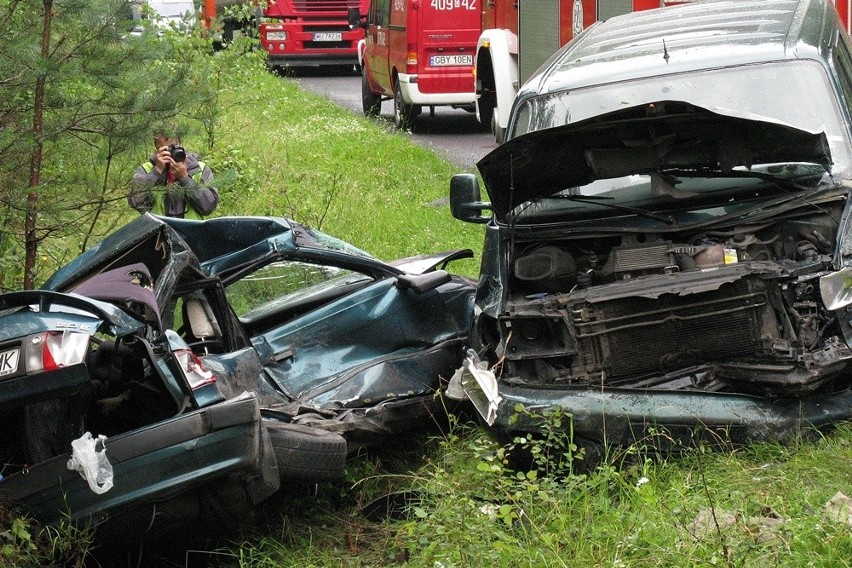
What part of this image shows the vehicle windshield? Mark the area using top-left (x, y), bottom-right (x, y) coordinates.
top-left (511, 60), bottom-right (852, 177)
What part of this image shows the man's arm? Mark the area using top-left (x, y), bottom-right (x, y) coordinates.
top-left (178, 162), bottom-right (219, 216)
top-left (128, 162), bottom-right (165, 212)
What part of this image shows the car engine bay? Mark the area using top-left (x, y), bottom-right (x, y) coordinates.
top-left (488, 203), bottom-right (852, 395)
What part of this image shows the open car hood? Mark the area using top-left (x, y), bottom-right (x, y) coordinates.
top-left (477, 102), bottom-right (832, 218)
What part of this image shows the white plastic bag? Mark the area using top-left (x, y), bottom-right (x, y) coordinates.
top-left (66, 432), bottom-right (114, 494)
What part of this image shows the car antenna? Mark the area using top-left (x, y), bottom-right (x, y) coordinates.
top-left (662, 39), bottom-right (670, 64)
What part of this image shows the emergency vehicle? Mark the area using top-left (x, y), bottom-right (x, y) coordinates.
top-left (260, 0), bottom-right (371, 70)
top-left (349, 0), bottom-right (481, 129)
top-left (475, 0), bottom-right (852, 143)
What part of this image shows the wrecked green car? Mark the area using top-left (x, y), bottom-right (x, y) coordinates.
top-left (0, 214), bottom-right (474, 545)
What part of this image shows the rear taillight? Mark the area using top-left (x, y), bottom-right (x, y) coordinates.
top-left (174, 348), bottom-right (216, 389)
top-left (406, 45), bottom-right (417, 74)
top-left (25, 331), bottom-right (89, 373)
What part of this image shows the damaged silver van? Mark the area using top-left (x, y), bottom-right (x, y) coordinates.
top-left (448, 0), bottom-right (852, 463)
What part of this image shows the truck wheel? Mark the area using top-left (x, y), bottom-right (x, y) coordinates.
top-left (492, 112), bottom-right (506, 144)
top-left (362, 68), bottom-right (382, 117)
top-left (393, 82), bottom-right (415, 129)
top-left (478, 88), bottom-right (495, 127)
top-left (263, 420), bottom-right (347, 481)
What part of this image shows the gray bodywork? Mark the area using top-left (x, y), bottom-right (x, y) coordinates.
top-left (448, 0), bottom-right (852, 462)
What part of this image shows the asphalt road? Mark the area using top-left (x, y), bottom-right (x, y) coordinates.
top-left (288, 67), bottom-right (499, 170)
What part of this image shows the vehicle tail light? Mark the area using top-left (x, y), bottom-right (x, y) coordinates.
top-left (25, 331), bottom-right (89, 373)
top-left (173, 348), bottom-right (216, 389)
top-left (406, 45), bottom-right (417, 74)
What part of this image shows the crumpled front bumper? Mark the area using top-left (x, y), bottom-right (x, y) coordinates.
top-left (448, 352), bottom-right (852, 453)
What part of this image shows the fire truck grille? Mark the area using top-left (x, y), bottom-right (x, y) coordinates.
top-left (292, 0), bottom-right (362, 12)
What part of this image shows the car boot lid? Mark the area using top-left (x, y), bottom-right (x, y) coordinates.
top-left (0, 289), bottom-right (147, 340)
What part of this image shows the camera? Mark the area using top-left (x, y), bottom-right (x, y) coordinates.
top-left (168, 144), bottom-right (187, 163)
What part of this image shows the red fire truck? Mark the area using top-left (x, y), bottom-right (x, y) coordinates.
top-left (259, 0), bottom-right (371, 70)
top-left (475, 0), bottom-right (852, 143)
top-left (349, 0), bottom-right (481, 129)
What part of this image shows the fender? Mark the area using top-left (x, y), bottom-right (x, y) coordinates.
top-left (475, 28), bottom-right (518, 143)
top-left (356, 38), bottom-right (367, 68)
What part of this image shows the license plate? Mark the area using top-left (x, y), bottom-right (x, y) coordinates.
top-left (313, 32), bottom-right (342, 42)
top-left (430, 54), bottom-right (473, 67)
top-left (0, 347), bottom-right (19, 377)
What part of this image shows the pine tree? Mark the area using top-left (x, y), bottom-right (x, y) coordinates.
top-left (0, 0), bottom-right (216, 288)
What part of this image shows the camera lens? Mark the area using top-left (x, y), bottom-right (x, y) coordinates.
top-left (169, 145), bottom-right (187, 163)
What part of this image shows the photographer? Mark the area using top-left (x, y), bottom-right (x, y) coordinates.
top-left (129, 128), bottom-right (219, 218)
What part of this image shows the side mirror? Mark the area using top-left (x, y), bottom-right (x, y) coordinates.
top-left (450, 173), bottom-right (492, 224)
top-left (348, 7), bottom-right (363, 30)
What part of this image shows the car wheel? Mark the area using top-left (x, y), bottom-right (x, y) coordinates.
top-left (362, 68), bottom-right (382, 117)
top-left (393, 82), bottom-right (415, 130)
top-left (263, 420), bottom-right (347, 481)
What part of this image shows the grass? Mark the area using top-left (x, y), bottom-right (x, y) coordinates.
top-left (204, 58), bottom-right (484, 277)
top-left (5, 47), bottom-right (852, 566)
top-left (214, 422), bottom-right (852, 568)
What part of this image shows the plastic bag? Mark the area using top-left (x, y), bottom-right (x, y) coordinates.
top-left (66, 432), bottom-right (114, 494)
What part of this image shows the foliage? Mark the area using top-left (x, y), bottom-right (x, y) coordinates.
top-left (224, 417), bottom-right (852, 568)
top-left (0, 0), bottom-right (264, 289)
top-left (0, 503), bottom-right (94, 566)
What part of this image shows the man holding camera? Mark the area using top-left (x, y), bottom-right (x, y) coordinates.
top-left (129, 129), bottom-right (219, 218)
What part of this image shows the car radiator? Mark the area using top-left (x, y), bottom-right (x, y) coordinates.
top-left (568, 278), bottom-right (769, 381)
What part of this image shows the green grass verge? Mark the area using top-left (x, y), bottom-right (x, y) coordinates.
top-left (217, 422), bottom-right (852, 568)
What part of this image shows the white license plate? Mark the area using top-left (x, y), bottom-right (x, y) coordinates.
top-left (430, 54), bottom-right (472, 67)
top-left (313, 32), bottom-right (342, 42)
top-left (0, 347), bottom-right (19, 377)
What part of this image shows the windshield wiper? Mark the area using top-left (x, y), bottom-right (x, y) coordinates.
top-left (544, 194), bottom-right (676, 225)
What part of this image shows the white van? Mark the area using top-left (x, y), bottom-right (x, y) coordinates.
top-left (133, 0), bottom-right (197, 32)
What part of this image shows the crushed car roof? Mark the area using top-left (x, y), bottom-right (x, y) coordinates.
top-left (42, 214), bottom-right (400, 292)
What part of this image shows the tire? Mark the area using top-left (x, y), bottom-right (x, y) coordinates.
top-left (263, 420), bottom-right (347, 481)
top-left (361, 67), bottom-right (382, 117)
top-left (478, 88), bottom-right (495, 127)
top-left (393, 81), bottom-right (415, 130)
top-left (492, 113), bottom-right (506, 144)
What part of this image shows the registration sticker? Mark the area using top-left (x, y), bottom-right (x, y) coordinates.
top-left (0, 347), bottom-right (19, 377)
top-left (429, 54), bottom-right (473, 67)
top-left (313, 32), bottom-right (342, 42)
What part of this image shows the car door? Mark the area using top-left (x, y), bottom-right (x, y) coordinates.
top-left (364, 0), bottom-right (392, 93)
top-left (221, 254), bottom-right (471, 411)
